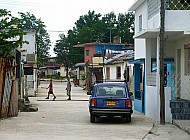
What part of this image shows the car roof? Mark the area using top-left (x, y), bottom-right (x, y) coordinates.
top-left (94, 82), bottom-right (127, 87)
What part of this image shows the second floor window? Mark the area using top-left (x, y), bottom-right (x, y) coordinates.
top-left (86, 50), bottom-right (90, 56)
top-left (139, 15), bottom-right (142, 32)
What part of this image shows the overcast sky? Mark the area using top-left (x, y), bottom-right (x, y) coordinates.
top-left (0, 0), bottom-right (134, 56)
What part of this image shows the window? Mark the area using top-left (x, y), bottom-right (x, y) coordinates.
top-left (124, 67), bottom-right (130, 82)
top-left (116, 66), bottom-right (121, 79)
top-left (139, 15), bottom-right (142, 32)
top-left (106, 67), bottom-right (110, 80)
top-left (86, 50), bottom-right (90, 56)
top-left (97, 86), bottom-right (125, 97)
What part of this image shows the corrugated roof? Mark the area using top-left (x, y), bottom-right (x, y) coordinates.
top-left (102, 50), bottom-right (134, 65)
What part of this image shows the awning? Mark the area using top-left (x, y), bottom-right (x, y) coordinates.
top-left (128, 58), bottom-right (174, 64)
top-left (151, 58), bottom-right (174, 63)
top-left (128, 58), bottom-right (145, 64)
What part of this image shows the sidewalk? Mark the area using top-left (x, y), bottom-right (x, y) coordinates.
top-left (143, 122), bottom-right (190, 140)
top-left (173, 120), bottom-right (190, 135)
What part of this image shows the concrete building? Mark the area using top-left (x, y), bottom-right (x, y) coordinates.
top-left (74, 42), bottom-right (126, 81)
top-left (20, 30), bottom-right (37, 97)
top-left (129, 0), bottom-right (190, 122)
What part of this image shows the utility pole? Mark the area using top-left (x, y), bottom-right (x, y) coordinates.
top-left (160, 0), bottom-right (165, 125)
top-left (109, 28), bottom-right (112, 43)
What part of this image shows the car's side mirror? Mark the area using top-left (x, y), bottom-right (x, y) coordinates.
top-left (87, 91), bottom-right (92, 95)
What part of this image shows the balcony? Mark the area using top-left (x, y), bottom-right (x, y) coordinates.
top-left (134, 0), bottom-right (190, 39)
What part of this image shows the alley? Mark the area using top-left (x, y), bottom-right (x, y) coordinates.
top-left (0, 80), bottom-right (189, 140)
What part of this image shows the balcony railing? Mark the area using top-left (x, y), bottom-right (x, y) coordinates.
top-left (171, 72), bottom-right (190, 100)
top-left (148, 0), bottom-right (190, 19)
top-left (166, 0), bottom-right (190, 10)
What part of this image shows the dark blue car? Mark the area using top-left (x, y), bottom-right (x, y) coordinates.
top-left (88, 82), bottom-right (133, 123)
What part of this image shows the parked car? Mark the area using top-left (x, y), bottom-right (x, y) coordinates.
top-left (88, 82), bottom-right (133, 123)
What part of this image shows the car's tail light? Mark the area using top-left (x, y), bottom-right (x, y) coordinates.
top-left (126, 100), bottom-right (132, 108)
top-left (91, 98), bottom-right (97, 107)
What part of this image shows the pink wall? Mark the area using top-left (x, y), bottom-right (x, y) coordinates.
top-left (84, 45), bottom-right (95, 64)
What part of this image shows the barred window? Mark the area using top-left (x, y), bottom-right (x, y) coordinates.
top-left (139, 15), bottom-right (142, 32)
top-left (86, 50), bottom-right (90, 56)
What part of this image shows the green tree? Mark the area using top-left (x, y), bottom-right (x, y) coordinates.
top-left (54, 33), bottom-right (70, 77)
top-left (0, 9), bottom-right (26, 58)
top-left (19, 12), bottom-right (51, 67)
top-left (54, 29), bottom-right (84, 77)
top-left (54, 10), bottom-right (134, 67)
top-left (74, 11), bottom-right (134, 43)
top-left (66, 29), bottom-right (84, 64)
top-left (75, 10), bottom-right (102, 43)
top-left (117, 12), bottom-right (134, 44)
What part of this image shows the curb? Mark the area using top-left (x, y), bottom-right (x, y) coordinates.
top-left (173, 120), bottom-right (190, 134)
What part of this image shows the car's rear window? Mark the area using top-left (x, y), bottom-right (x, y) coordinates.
top-left (96, 86), bottom-right (126, 97)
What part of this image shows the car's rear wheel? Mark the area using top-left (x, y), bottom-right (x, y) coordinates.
top-left (126, 115), bottom-right (131, 123)
top-left (90, 114), bottom-right (95, 123)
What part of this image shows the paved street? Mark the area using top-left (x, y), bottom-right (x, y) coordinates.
top-left (0, 80), bottom-right (189, 140)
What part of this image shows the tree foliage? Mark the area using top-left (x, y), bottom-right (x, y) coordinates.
top-left (0, 9), bottom-right (26, 58)
top-left (18, 12), bottom-right (51, 67)
top-left (54, 10), bottom-right (134, 68)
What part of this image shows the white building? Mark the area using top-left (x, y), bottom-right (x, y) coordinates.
top-left (102, 50), bottom-right (134, 91)
top-left (129, 0), bottom-right (190, 122)
top-left (21, 30), bottom-right (37, 97)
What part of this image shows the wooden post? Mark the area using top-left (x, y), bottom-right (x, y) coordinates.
top-left (160, 0), bottom-right (165, 125)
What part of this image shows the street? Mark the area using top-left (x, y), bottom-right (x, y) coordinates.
top-left (0, 81), bottom-right (188, 140)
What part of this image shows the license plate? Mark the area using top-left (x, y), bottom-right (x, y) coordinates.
top-left (107, 101), bottom-right (116, 106)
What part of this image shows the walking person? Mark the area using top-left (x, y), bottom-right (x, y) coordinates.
top-left (46, 79), bottom-right (56, 100)
top-left (66, 77), bottom-right (71, 100)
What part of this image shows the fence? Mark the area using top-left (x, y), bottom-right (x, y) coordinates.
top-left (0, 58), bottom-right (18, 118)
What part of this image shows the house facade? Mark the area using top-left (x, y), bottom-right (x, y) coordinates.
top-left (103, 50), bottom-right (134, 92)
top-left (20, 30), bottom-right (37, 97)
top-left (74, 42), bottom-right (126, 81)
top-left (40, 57), bottom-right (62, 77)
top-left (129, 0), bottom-right (190, 122)
top-left (74, 42), bottom-right (126, 93)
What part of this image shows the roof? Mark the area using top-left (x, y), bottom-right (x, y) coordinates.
top-left (39, 66), bottom-right (60, 69)
top-left (128, 0), bottom-right (146, 11)
top-left (128, 58), bottom-right (145, 64)
top-left (73, 42), bottom-right (125, 48)
top-left (100, 50), bottom-right (134, 65)
top-left (75, 62), bottom-right (85, 67)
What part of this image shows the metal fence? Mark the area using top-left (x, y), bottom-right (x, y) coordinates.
top-left (166, 0), bottom-right (190, 10)
top-left (171, 72), bottom-right (190, 100)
